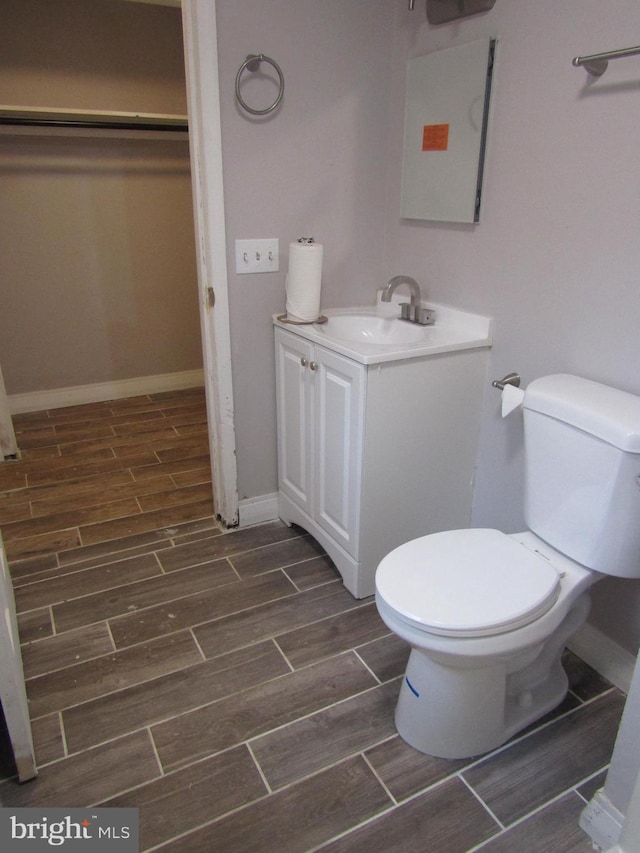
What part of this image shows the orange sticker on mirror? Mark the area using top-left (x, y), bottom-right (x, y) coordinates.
top-left (422, 124), bottom-right (449, 151)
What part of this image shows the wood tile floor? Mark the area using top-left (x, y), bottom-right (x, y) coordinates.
top-left (0, 388), bottom-right (624, 851)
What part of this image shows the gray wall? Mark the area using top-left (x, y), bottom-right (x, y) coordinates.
top-left (215, 0), bottom-right (396, 500)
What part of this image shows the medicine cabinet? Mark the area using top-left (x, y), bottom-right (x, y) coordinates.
top-left (400, 37), bottom-right (496, 224)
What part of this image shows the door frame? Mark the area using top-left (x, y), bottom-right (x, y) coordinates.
top-left (182, 0), bottom-right (238, 527)
top-left (0, 360), bottom-right (17, 459)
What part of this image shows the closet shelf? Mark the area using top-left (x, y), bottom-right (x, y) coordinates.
top-left (0, 105), bottom-right (188, 134)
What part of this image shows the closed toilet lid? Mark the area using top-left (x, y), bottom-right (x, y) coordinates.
top-left (376, 529), bottom-right (561, 638)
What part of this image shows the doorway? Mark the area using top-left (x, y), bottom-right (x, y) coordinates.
top-left (0, 0), bottom-right (238, 526)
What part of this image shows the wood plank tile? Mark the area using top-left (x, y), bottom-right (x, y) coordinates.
top-left (356, 633), bottom-right (411, 682)
top-left (319, 776), bottom-right (498, 853)
top-left (19, 448), bottom-right (116, 471)
top-left (26, 455), bottom-right (131, 485)
top-left (136, 482), bottom-right (212, 513)
top-left (102, 745), bottom-right (267, 851)
top-left (462, 690), bottom-right (626, 826)
top-left (251, 680), bottom-right (399, 789)
top-left (0, 500), bottom-right (31, 524)
top-left (0, 464), bottom-right (27, 490)
top-left (0, 731), bottom-right (160, 807)
top-left (21, 621), bottom-right (115, 679)
top-left (8, 552), bottom-right (59, 584)
top-left (229, 535), bottom-right (326, 578)
top-left (563, 649), bottom-right (614, 701)
top-left (79, 497), bottom-right (214, 545)
top-left (152, 652), bottom-right (378, 773)
top-left (2, 497), bottom-right (141, 542)
top-left (153, 436), bottom-right (210, 463)
top-left (27, 630), bottom-right (204, 718)
top-left (57, 528), bottom-right (179, 568)
top-left (284, 554), bottom-right (341, 590)
top-left (108, 570), bottom-right (297, 648)
top-left (131, 454), bottom-right (211, 481)
top-left (7, 469), bottom-right (133, 506)
top-left (149, 387), bottom-right (204, 405)
top-left (14, 552), bottom-right (163, 613)
top-left (53, 423), bottom-right (116, 442)
top-left (5, 527), bottom-right (81, 561)
top-left (17, 607), bottom-right (54, 644)
top-left (153, 755), bottom-right (391, 853)
top-left (31, 713), bottom-right (66, 767)
top-left (474, 791), bottom-right (594, 852)
top-left (52, 557), bottom-right (238, 634)
top-left (167, 518), bottom-right (223, 545)
top-left (170, 466), bottom-right (211, 487)
top-left (57, 428), bottom-right (178, 457)
top-left (174, 422), bottom-right (208, 436)
top-left (16, 426), bottom-right (57, 448)
top-left (276, 602), bottom-right (391, 669)
top-left (193, 581), bottom-right (361, 660)
top-left (157, 406), bottom-right (207, 428)
top-left (63, 640), bottom-right (290, 753)
top-left (365, 734), bottom-right (470, 802)
top-left (30, 474), bottom-right (174, 517)
top-left (13, 542), bottom-right (170, 585)
top-left (157, 521), bottom-right (300, 573)
top-left (578, 769), bottom-right (607, 802)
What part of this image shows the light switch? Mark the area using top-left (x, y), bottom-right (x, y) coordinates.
top-left (235, 238), bottom-right (279, 274)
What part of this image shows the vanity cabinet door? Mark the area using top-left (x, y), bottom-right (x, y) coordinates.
top-left (313, 346), bottom-right (365, 559)
top-left (275, 329), bottom-right (365, 561)
top-left (275, 330), bottom-right (314, 514)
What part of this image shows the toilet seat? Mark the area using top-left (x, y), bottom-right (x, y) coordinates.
top-left (376, 529), bottom-right (561, 638)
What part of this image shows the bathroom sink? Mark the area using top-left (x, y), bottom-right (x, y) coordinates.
top-left (274, 304), bottom-right (492, 365)
top-left (317, 313), bottom-right (427, 346)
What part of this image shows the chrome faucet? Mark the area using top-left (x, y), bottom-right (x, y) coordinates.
top-left (380, 276), bottom-right (434, 325)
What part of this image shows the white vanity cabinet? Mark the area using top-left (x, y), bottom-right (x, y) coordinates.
top-left (275, 319), bottom-right (491, 599)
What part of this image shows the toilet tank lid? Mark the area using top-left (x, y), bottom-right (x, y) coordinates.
top-left (524, 374), bottom-right (640, 453)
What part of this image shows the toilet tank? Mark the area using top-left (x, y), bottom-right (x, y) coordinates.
top-left (522, 374), bottom-right (640, 578)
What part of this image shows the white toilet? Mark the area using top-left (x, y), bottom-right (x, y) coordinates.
top-left (375, 374), bottom-right (640, 759)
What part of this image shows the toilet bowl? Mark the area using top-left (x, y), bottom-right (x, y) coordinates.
top-left (376, 529), bottom-right (597, 758)
top-left (375, 374), bottom-right (640, 759)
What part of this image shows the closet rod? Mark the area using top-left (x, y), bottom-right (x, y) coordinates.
top-left (0, 117), bottom-right (188, 132)
top-left (0, 106), bottom-right (188, 133)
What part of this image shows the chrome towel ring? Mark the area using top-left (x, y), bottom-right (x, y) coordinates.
top-left (235, 54), bottom-right (285, 116)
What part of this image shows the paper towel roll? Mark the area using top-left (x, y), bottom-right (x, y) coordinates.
top-left (501, 384), bottom-right (526, 418)
top-left (285, 239), bottom-right (323, 322)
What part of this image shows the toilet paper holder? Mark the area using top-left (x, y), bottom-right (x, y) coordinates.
top-left (492, 372), bottom-right (521, 391)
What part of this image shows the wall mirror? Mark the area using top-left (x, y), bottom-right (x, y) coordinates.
top-left (400, 37), bottom-right (496, 224)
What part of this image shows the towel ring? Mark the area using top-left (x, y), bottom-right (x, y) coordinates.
top-left (235, 54), bottom-right (285, 116)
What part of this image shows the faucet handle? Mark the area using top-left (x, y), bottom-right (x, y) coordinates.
top-left (415, 307), bottom-right (435, 325)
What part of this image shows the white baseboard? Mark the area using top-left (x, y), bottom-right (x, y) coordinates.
top-left (568, 621), bottom-right (637, 694)
top-left (238, 493), bottom-right (279, 528)
top-left (580, 789), bottom-right (625, 851)
top-left (8, 369), bottom-right (204, 414)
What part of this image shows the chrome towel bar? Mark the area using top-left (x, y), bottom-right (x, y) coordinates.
top-left (573, 44), bottom-right (640, 77)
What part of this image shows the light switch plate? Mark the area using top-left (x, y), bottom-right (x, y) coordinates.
top-left (235, 238), bottom-right (279, 274)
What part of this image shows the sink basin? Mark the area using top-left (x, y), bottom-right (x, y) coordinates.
top-left (274, 303), bottom-right (492, 365)
top-left (318, 313), bottom-right (427, 346)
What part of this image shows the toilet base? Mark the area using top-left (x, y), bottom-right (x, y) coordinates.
top-left (395, 648), bottom-right (568, 759)
top-left (393, 593), bottom-right (591, 759)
